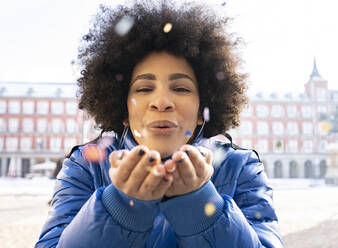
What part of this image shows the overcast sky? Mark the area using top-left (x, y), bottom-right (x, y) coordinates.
top-left (1, 0), bottom-right (337, 93)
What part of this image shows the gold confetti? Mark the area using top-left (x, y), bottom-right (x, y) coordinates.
top-left (319, 121), bottom-right (331, 132)
top-left (163, 23), bottom-right (172, 33)
top-left (255, 212), bottom-right (262, 219)
top-left (146, 166), bottom-right (154, 174)
top-left (204, 202), bottom-right (216, 216)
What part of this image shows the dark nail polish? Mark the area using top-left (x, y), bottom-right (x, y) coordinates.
top-left (138, 149), bottom-right (145, 156)
top-left (163, 178), bottom-right (168, 182)
top-left (149, 156), bottom-right (155, 163)
top-left (184, 150), bottom-right (190, 155)
top-left (200, 151), bottom-right (206, 157)
top-left (177, 158), bottom-right (184, 163)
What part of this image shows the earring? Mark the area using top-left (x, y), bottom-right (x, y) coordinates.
top-left (119, 125), bottom-right (129, 149)
top-left (195, 120), bottom-right (205, 139)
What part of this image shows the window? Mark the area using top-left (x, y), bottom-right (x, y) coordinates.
top-left (0, 118), bottom-right (6, 132)
top-left (66, 102), bottom-right (78, 115)
top-left (302, 122), bottom-right (313, 135)
top-left (301, 106), bottom-right (312, 118)
top-left (0, 101), bottom-right (6, 114)
top-left (239, 121), bottom-right (252, 135)
top-left (6, 137), bottom-right (18, 152)
top-left (66, 119), bottom-right (78, 133)
top-left (37, 101), bottom-right (49, 114)
top-left (50, 137), bottom-right (61, 152)
top-left (51, 101), bottom-right (64, 115)
top-left (64, 137), bottom-right (77, 153)
top-left (37, 118), bottom-right (47, 133)
top-left (20, 137), bottom-right (32, 151)
top-left (52, 119), bottom-right (64, 133)
top-left (8, 101), bottom-right (20, 114)
top-left (319, 140), bottom-right (327, 153)
top-left (303, 140), bottom-right (313, 153)
top-left (256, 140), bottom-right (268, 153)
top-left (317, 88), bottom-right (326, 102)
top-left (317, 105), bottom-right (327, 114)
top-left (272, 122), bottom-right (284, 135)
top-left (241, 105), bottom-right (252, 117)
top-left (287, 122), bottom-right (299, 135)
top-left (8, 118), bottom-right (19, 132)
top-left (287, 105), bottom-right (297, 118)
top-left (36, 137), bottom-right (46, 150)
top-left (23, 101), bottom-right (34, 114)
top-left (287, 140), bottom-right (298, 153)
top-left (271, 105), bottom-right (284, 117)
top-left (256, 105), bottom-right (269, 117)
top-left (0, 137), bottom-right (3, 151)
top-left (22, 118), bottom-right (34, 133)
top-left (257, 121), bottom-right (269, 135)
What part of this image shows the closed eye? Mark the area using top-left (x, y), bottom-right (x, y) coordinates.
top-left (136, 88), bottom-right (153, 93)
top-left (174, 87), bottom-right (191, 93)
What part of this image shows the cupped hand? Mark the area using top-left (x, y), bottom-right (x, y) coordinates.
top-left (163, 145), bottom-right (214, 197)
top-left (108, 145), bottom-right (173, 201)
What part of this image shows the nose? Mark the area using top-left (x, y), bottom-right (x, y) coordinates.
top-left (149, 89), bottom-right (174, 112)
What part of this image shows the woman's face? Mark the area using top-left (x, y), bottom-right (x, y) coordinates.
top-left (127, 51), bottom-right (202, 157)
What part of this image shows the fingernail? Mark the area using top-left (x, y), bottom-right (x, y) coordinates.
top-left (200, 151), bottom-right (206, 157)
top-left (153, 166), bottom-right (163, 176)
top-left (117, 151), bottom-right (124, 160)
top-left (149, 156), bottom-right (155, 163)
top-left (177, 158), bottom-right (184, 163)
top-left (163, 177), bottom-right (168, 182)
top-left (184, 150), bottom-right (190, 155)
top-left (138, 149), bottom-right (145, 156)
top-left (167, 166), bottom-right (176, 173)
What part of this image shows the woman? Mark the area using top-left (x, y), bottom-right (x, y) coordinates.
top-left (36, 1), bottom-right (284, 247)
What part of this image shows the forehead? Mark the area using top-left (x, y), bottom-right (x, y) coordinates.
top-left (131, 51), bottom-right (196, 81)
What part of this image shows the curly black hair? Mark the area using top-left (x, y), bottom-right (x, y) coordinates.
top-left (77, 0), bottom-right (248, 138)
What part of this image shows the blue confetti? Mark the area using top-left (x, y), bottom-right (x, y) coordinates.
top-left (185, 130), bottom-right (192, 137)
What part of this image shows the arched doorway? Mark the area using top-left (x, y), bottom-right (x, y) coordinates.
top-left (304, 160), bottom-right (314, 178)
top-left (261, 160), bottom-right (269, 177)
top-left (319, 160), bottom-right (327, 178)
top-left (289, 161), bottom-right (298, 178)
top-left (274, 160), bottom-right (283, 178)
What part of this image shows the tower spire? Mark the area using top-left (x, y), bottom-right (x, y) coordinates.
top-left (310, 57), bottom-right (322, 79)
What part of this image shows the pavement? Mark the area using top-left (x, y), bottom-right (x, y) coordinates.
top-left (1, 178), bottom-right (338, 248)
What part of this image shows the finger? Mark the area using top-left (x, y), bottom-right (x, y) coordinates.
top-left (127, 150), bottom-right (161, 190)
top-left (152, 173), bottom-right (174, 198)
top-left (138, 164), bottom-right (167, 198)
top-left (118, 145), bottom-right (149, 182)
top-left (197, 146), bottom-right (213, 165)
top-left (179, 145), bottom-right (206, 178)
top-left (109, 150), bottom-right (129, 168)
top-left (163, 159), bottom-right (176, 173)
top-left (172, 150), bottom-right (197, 186)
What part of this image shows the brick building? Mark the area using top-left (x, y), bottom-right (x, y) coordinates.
top-left (0, 82), bottom-right (86, 177)
top-left (231, 59), bottom-right (338, 178)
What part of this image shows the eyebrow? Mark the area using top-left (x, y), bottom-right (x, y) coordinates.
top-left (131, 73), bottom-right (194, 84)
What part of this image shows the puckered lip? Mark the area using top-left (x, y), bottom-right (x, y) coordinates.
top-left (147, 120), bottom-right (178, 128)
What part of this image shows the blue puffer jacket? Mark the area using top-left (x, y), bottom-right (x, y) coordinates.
top-left (35, 130), bottom-right (284, 248)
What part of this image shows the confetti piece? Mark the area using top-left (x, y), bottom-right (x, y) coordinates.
top-left (129, 200), bottom-right (134, 207)
top-left (185, 130), bottom-right (192, 137)
top-left (212, 148), bottom-right (226, 168)
top-left (131, 98), bottom-right (136, 105)
top-left (153, 167), bottom-right (162, 177)
top-left (215, 71), bottom-right (225, 80)
top-left (204, 203), bottom-right (216, 216)
top-left (83, 146), bottom-right (105, 162)
top-left (255, 212), bottom-right (262, 219)
top-left (114, 16), bottom-right (134, 36)
top-left (134, 130), bottom-right (142, 137)
top-left (146, 166), bottom-right (154, 174)
top-left (275, 140), bottom-right (282, 148)
top-left (163, 23), bottom-right (173, 33)
top-left (98, 137), bottom-right (113, 149)
top-left (319, 121), bottom-right (331, 132)
top-left (115, 74), bottom-right (124, 81)
top-left (203, 107), bottom-right (210, 122)
top-left (221, 2), bottom-right (226, 7)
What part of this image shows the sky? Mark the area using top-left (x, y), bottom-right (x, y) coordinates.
top-left (0, 0), bottom-right (337, 93)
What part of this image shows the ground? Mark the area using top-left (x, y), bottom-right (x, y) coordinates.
top-left (1, 178), bottom-right (338, 248)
